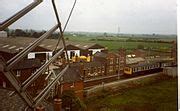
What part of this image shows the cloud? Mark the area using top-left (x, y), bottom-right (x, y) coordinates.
top-left (0, 0), bottom-right (177, 34)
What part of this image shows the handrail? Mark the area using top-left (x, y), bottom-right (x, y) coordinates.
top-left (34, 65), bottom-right (69, 106)
top-left (52, 0), bottom-right (70, 65)
top-left (0, 0), bottom-right (76, 108)
top-left (0, 59), bottom-right (34, 106)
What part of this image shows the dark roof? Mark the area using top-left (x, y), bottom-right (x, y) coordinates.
top-left (0, 37), bottom-right (105, 53)
top-left (127, 62), bottom-right (159, 68)
top-left (71, 61), bottom-right (103, 68)
top-left (0, 89), bottom-right (27, 110)
top-left (83, 61), bottom-right (103, 68)
top-left (12, 59), bottom-right (42, 70)
top-left (0, 88), bottom-right (54, 110)
top-left (85, 44), bottom-right (105, 49)
top-left (94, 51), bottom-right (107, 58)
top-left (53, 66), bottom-right (82, 83)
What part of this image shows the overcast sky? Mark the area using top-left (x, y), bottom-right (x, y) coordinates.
top-left (0, 0), bottom-right (177, 34)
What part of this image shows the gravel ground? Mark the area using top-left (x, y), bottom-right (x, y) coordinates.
top-left (0, 88), bottom-right (27, 111)
top-left (0, 88), bottom-right (54, 111)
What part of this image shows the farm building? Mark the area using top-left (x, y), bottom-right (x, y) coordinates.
top-left (0, 37), bottom-right (52, 62)
top-left (0, 31), bottom-right (7, 37)
top-left (71, 61), bottom-right (105, 80)
top-left (93, 52), bottom-right (120, 75)
top-left (0, 37), bottom-right (105, 62)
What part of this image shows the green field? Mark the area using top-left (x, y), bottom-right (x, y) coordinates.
top-left (87, 79), bottom-right (177, 111)
top-left (65, 35), bottom-right (173, 52)
top-left (86, 78), bottom-right (177, 111)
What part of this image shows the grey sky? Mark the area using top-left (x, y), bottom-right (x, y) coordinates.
top-left (0, 0), bottom-right (177, 34)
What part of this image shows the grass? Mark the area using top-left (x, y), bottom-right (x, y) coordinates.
top-left (95, 41), bottom-right (172, 51)
top-left (64, 35), bottom-right (173, 52)
top-left (86, 78), bottom-right (177, 111)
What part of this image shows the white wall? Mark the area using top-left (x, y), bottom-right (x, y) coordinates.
top-left (89, 49), bottom-right (102, 55)
top-left (27, 52), bottom-right (52, 59)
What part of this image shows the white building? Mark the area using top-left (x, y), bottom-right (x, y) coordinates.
top-left (0, 31), bottom-right (7, 37)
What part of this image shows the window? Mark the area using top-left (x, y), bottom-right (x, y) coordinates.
top-left (133, 68), bottom-right (136, 72)
top-left (87, 68), bottom-right (91, 76)
top-left (152, 65), bottom-right (154, 68)
top-left (116, 58), bottom-right (119, 64)
top-left (94, 67), bottom-right (97, 73)
top-left (109, 66), bottom-right (113, 72)
top-left (102, 66), bottom-right (105, 73)
top-left (135, 68), bottom-right (138, 72)
top-left (98, 67), bottom-right (101, 73)
top-left (110, 58), bottom-right (113, 64)
top-left (3, 81), bottom-right (6, 88)
top-left (125, 67), bottom-right (130, 72)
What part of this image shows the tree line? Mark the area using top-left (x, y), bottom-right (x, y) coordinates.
top-left (4, 28), bottom-right (60, 38)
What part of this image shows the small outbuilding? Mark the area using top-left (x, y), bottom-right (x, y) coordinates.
top-left (0, 31), bottom-right (7, 37)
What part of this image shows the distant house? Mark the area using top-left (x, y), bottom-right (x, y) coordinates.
top-left (75, 43), bottom-right (105, 56)
top-left (0, 31), bottom-right (7, 37)
top-left (93, 52), bottom-right (120, 75)
top-left (71, 61), bottom-right (105, 79)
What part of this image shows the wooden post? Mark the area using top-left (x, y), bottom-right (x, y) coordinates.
top-left (54, 98), bottom-right (62, 111)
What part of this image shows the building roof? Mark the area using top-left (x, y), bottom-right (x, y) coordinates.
top-left (127, 61), bottom-right (159, 68)
top-left (12, 59), bottom-right (42, 70)
top-left (83, 61), bottom-right (103, 68)
top-left (145, 57), bottom-right (174, 64)
top-left (94, 51), bottom-right (108, 58)
top-left (126, 57), bottom-right (145, 64)
top-left (0, 88), bottom-right (54, 110)
top-left (0, 37), bottom-right (105, 53)
top-left (71, 61), bottom-right (103, 68)
top-left (53, 66), bottom-right (82, 83)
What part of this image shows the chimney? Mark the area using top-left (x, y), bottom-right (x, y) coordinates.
top-left (54, 98), bottom-right (62, 111)
top-left (35, 105), bottom-right (45, 111)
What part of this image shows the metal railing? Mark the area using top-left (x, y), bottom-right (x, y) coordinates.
top-left (0, 0), bottom-right (75, 108)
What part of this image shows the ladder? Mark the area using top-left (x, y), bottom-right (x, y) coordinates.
top-left (0, 0), bottom-right (72, 108)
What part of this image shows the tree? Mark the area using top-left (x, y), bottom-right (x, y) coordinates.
top-left (61, 90), bottom-right (86, 111)
top-left (14, 29), bottom-right (26, 36)
top-left (4, 28), bottom-right (9, 36)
